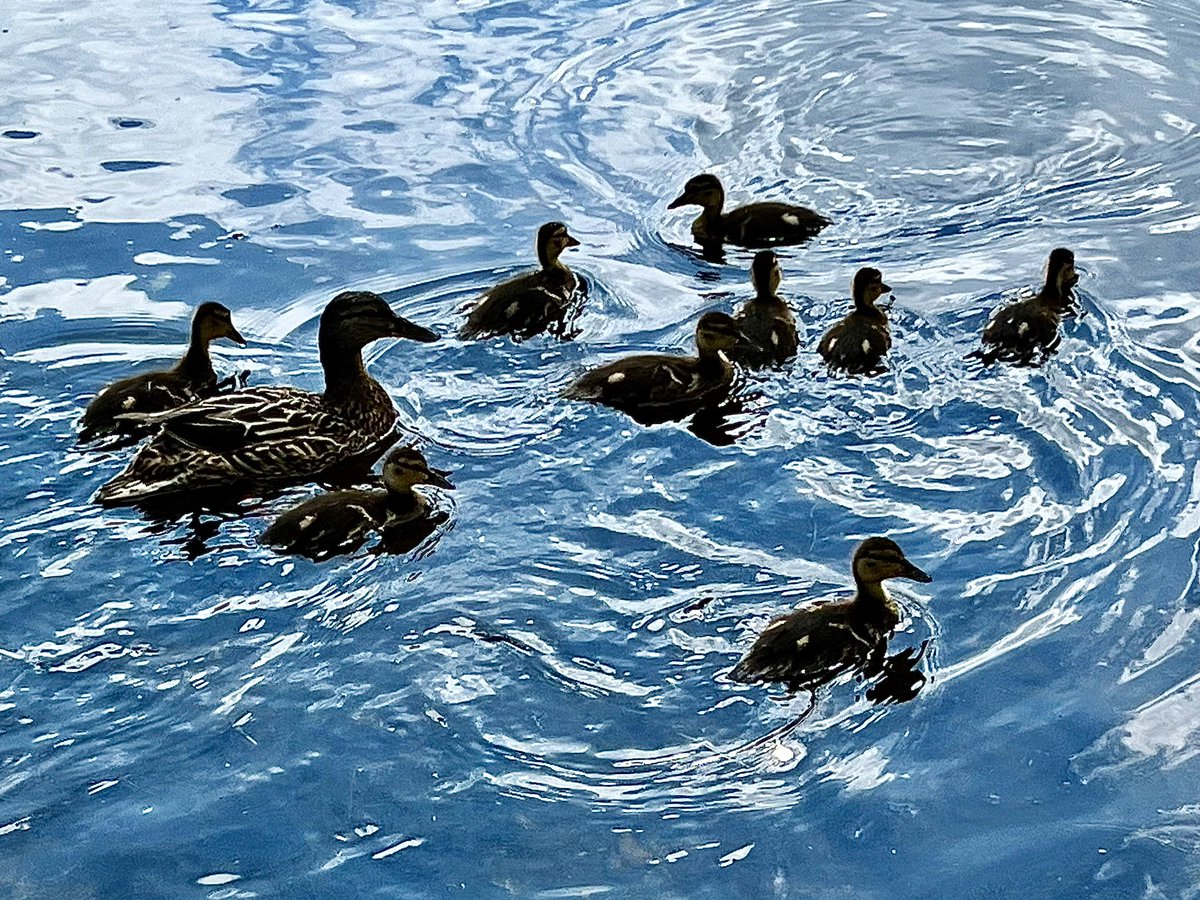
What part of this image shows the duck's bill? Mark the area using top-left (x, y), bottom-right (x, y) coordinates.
top-left (424, 467), bottom-right (454, 490)
top-left (226, 325), bottom-right (248, 347)
top-left (901, 560), bottom-right (932, 583)
top-left (667, 194), bottom-right (689, 209)
top-left (564, 235), bottom-right (581, 248)
top-left (879, 282), bottom-right (892, 294)
top-left (394, 316), bottom-right (440, 342)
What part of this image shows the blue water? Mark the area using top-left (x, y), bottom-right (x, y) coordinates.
top-left (4, 0), bottom-right (1200, 896)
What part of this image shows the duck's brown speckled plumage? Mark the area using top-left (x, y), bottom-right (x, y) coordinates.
top-left (976, 248), bottom-right (1079, 366)
top-left (79, 302), bottom-right (246, 445)
top-left (563, 312), bottom-right (740, 426)
top-left (95, 291), bottom-right (438, 507)
top-left (729, 251), bottom-right (799, 369)
top-left (262, 446), bottom-right (453, 560)
top-left (817, 267), bottom-right (893, 375)
top-left (459, 222), bottom-right (585, 341)
top-left (730, 537), bottom-right (932, 694)
top-left (669, 174), bottom-right (830, 252)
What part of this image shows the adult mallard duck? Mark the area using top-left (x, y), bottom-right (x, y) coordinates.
top-left (817, 267), bottom-right (893, 375)
top-left (261, 446), bottom-right (453, 561)
top-left (729, 537), bottom-right (932, 695)
top-left (668, 173), bottom-right (830, 253)
top-left (974, 248), bottom-right (1079, 366)
top-left (459, 221), bottom-right (585, 341)
top-left (729, 250), bottom-right (799, 369)
top-left (563, 311), bottom-right (740, 426)
top-left (95, 291), bottom-right (438, 508)
top-left (78, 301), bottom-right (246, 445)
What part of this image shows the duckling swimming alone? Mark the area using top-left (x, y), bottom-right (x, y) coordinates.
top-left (78, 302), bottom-right (246, 445)
top-left (668, 173), bottom-right (830, 253)
top-left (563, 311), bottom-right (740, 426)
top-left (729, 251), bottom-right (799, 369)
top-left (459, 222), bottom-right (585, 341)
top-left (730, 537), bottom-right (932, 694)
top-left (262, 446), bottom-right (453, 560)
top-left (817, 267), bottom-right (893, 375)
top-left (95, 291), bottom-right (438, 508)
top-left (975, 248), bottom-right (1079, 366)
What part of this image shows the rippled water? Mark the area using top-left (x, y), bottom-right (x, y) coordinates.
top-left (4, 0), bottom-right (1200, 896)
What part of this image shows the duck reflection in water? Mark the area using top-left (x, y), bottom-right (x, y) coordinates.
top-left (730, 537), bottom-right (933, 704)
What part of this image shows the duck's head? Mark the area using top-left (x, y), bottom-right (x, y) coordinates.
top-left (695, 311), bottom-right (742, 357)
top-left (537, 221), bottom-right (581, 267)
top-left (852, 267), bottom-right (891, 308)
top-left (319, 291), bottom-right (439, 352)
top-left (852, 537), bottom-right (932, 587)
top-left (1045, 247), bottom-right (1079, 297)
top-left (751, 250), bottom-right (782, 297)
top-left (381, 446), bottom-right (454, 493)
top-left (668, 174), bottom-right (725, 212)
top-left (193, 301), bottom-right (246, 347)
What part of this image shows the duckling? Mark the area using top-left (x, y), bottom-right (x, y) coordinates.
top-left (261, 446), bottom-right (453, 561)
top-left (459, 222), bottom-right (585, 341)
top-left (95, 291), bottom-right (438, 508)
top-left (975, 248), bottom-right (1079, 366)
top-left (78, 302), bottom-right (246, 445)
top-left (563, 311), bottom-right (740, 426)
top-left (668, 173), bottom-right (830, 253)
top-left (729, 250), bottom-right (799, 368)
top-left (729, 537), bottom-right (932, 694)
top-left (817, 267), bottom-right (893, 375)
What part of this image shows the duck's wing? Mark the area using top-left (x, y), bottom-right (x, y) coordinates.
top-left (730, 603), bottom-right (878, 691)
top-left (734, 307), bottom-right (799, 367)
top-left (724, 202), bottom-right (831, 247)
top-left (565, 355), bottom-right (730, 410)
top-left (139, 387), bottom-right (330, 454)
top-left (818, 316), bottom-right (888, 374)
top-left (80, 370), bottom-right (205, 442)
top-left (980, 300), bottom-right (1060, 364)
top-left (459, 271), bottom-right (578, 340)
top-left (262, 489), bottom-right (388, 560)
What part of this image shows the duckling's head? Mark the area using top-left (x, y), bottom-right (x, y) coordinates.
top-left (320, 291), bottom-right (439, 352)
top-left (381, 446), bottom-right (454, 494)
top-left (851, 267), bottom-right (891, 308)
top-left (668, 174), bottom-right (725, 212)
top-left (1045, 248), bottom-right (1079, 297)
top-left (750, 250), bottom-right (782, 298)
top-left (695, 311), bottom-right (742, 357)
top-left (537, 221), bottom-right (581, 267)
top-left (193, 301), bottom-right (246, 347)
top-left (852, 537), bottom-right (932, 587)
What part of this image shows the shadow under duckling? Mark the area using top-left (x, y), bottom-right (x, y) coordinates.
top-left (459, 221), bottom-right (586, 341)
top-left (562, 311), bottom-right (740, 427)
top-left (261, 446), bottom-right (453, 561)
top-left (78, 301), bottom-right (246, 446)
top-left (973, 248), bottom-right (1079, 367)
top-left (729, 537), bottom-right (932, 697)
top-left (728, 250), bottom-right (799, 369)
top-left (668, 173), bottom-right (830, 258)
top-left (817, 267), bottom-right (893, 375)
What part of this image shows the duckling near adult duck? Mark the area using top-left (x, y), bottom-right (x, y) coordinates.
top-left (817, 267), bottom-right (893, 375)
top-left (261, 446), bottom-right (453, 561)
top-left (95, 291), bottom-right (439, 508)
top-left (728, 250), bottom-right (799, 369)
top-left (668, 173), bottom-right (831, 252)
top-left (459, 222), bottom-right (585, 341)
top-left (78, 302), bottom-right (246, 445)
top-left (974, 248), bottom-right (1079, 366)
top-left (563, 311), bottom-right (740, 426)
top-left (729, 537), bottom-right (932, 694)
